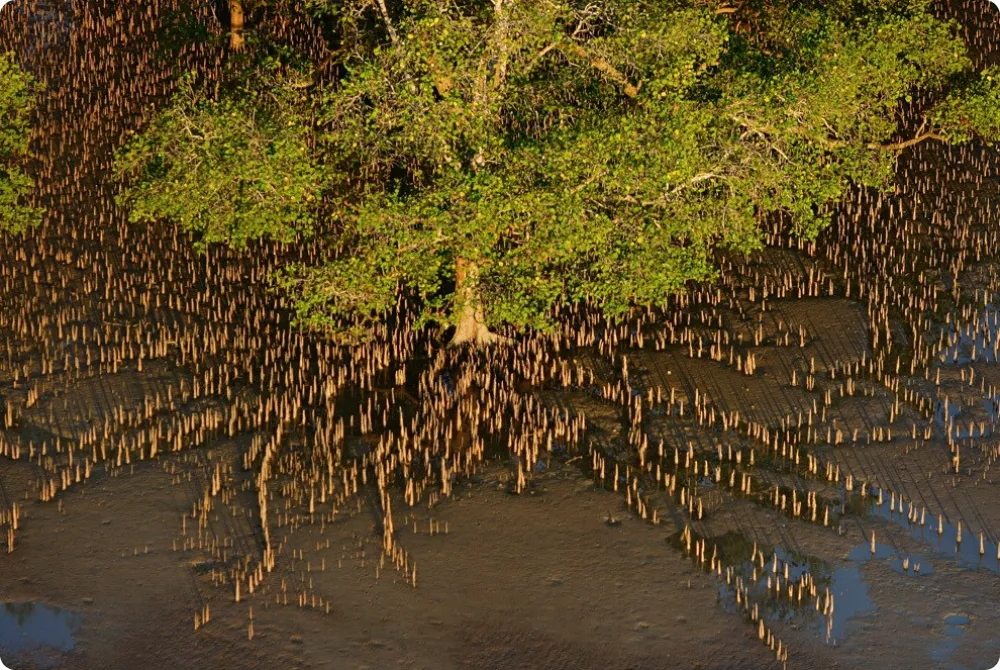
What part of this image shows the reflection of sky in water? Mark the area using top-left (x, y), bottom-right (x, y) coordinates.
top-left (0, 601), bottom-right (81, 656)
top-left (712, 530), bottom-right (983, 664)
top-left (932, 396), bottom-right (963, 431)
top-left (824, 478), bottom-right (997, 575)
top-left (932, 304), bottom-right (1000, 440)
top-left (827, 563), bottom-right (875, 645)
top-left (939, 305), bottom-right (1000, 366)
top-left (715, 545), bottom-right (877, 647)
top-left (864, 486), bottom-right (999, 575)
top-left (930, 390), bottom-right (1000, 440)
top-left (932, 614), bottom-right (971, 670)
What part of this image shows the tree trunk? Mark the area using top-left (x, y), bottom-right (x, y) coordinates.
top-left (228, 0), bottom-right (244, 51)
top-left (450, 257), bottom-right (505, 347)
top-left (450, 4), bottom-right (513, 348)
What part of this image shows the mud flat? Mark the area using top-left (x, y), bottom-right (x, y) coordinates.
top-left (1, 0), bottom-right (999, 669)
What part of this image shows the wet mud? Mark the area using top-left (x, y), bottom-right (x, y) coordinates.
top-left (1, 0), bottom-right (999, 669)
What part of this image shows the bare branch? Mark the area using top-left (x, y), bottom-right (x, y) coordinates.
top-left (570, 3), bottom-right (600, 39)
top-left (665, 172), bottom-right (723, 197)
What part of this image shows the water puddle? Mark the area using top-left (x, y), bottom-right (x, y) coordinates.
top-left (932, 613), bottom-right (972, 670)
top-left (830, 565), bottom-right (875, 632)
top-left (938, 305), bottom-right (1000, 366)
top-left (692, 525), bottom-right (981, 664)
top-left (828, 480), bottom-right (998, 575)
top-left (0, 601), bottom-right (82, 667)
top-left (848, 541), bottom-right (935, 576)
top-left (694, 532), bottom-right (877, 647)
top-left (863, 485), bottom-right (1000, 574)
top-left (931, 392), bottom-right (995, 440)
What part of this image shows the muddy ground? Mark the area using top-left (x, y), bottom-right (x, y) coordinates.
top-left (1, 454), bottom-right (993, 670)
top-left (0, 292), bottom-right (997, 670)
top-left (1, 0), bottom-right (1000, 669)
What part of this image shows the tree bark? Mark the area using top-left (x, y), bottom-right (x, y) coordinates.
top-left (228, 0), bottom-right (244, 51)
top-left (450, 257), bottom-right (505, 346)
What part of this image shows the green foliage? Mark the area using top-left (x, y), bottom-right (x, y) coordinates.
top-left (158, 0), bottom-right (217, 56)
top-left (0, 52), bottom-right (42, 235)
top-left (929, 66), bottom-right (1000, 145)
top-left (117, 0), bottom-right (1000, 339)
top-left (113, 68), bottom-right (328, 252)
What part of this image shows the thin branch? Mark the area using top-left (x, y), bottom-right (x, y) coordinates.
top-left (587, 172), bottom-right (727, 211)
top-left (730, 114), bottom-right (790, 160)
top-left (665, 172), bottom-right (723, 197)
top-left (819, 116), bottom-right (840, 139)
top-left (570, 4), bottom-right (600, 39)
top-left (523, 4), bottom-right (600, 76)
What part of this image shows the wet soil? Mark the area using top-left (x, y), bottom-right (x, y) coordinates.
top-left (1, 1), bottom-right (999, 669)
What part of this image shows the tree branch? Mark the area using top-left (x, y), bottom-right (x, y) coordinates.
top-left (587, 172), bottom-right (727, 212)
top-left (492, 0), bottom-right (511, 88)
top-left (524, 41), bottom-right (560, 76)
top-left (665, 172), bottom-right (723, 197)
top-left (730, 114), bottom-right (791, 161)
top-left (569, 168), bottom-right (607, 195)
top-left (871, 131), bottom-right (944, 151)
top-left (374, 0), bottom-right (398, 45)
top-left (563, 41), bottom-right (640, 98)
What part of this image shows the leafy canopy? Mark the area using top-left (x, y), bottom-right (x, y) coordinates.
top-left (0, 52), bottom-right (42, 235)
top-left (114, 67), bottom-right (327, 253)
top-left (114, 0), bottom-right (1000, 338)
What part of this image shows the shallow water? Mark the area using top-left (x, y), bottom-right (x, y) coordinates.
top-left (712, 540), bottom-right (878, 647)
top-left (864, 485), bottom-right (1000, 575)
top-left (0, 601), bottom-right (81, 664)
top-left (933, 613), bottom-right (974, 670)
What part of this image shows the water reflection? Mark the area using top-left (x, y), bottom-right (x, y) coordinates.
top-left (864, 486), bottom-right (1000, 575)
top-left (704, 532), bottom-right (877, 648)
top-left (0, 601), bottom-right (81, 664)
top-left (932, 613), bottom-right (972, 670)
top-left (939, 305), bottom-right (1000, 366)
